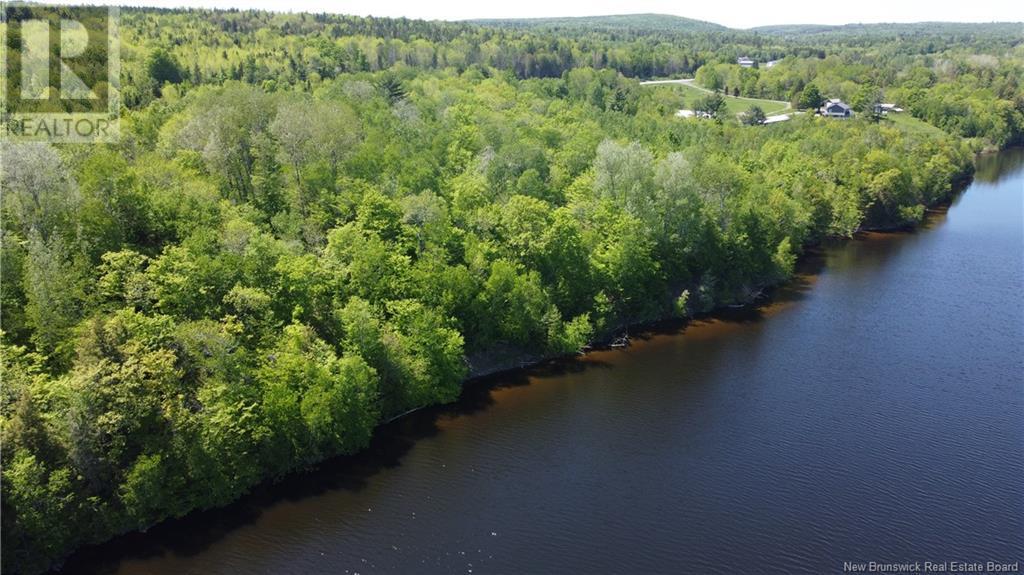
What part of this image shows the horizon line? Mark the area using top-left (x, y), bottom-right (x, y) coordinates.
top-left (29, 3), bottom-right (1024, 30)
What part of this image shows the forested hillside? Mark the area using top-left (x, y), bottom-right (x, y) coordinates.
top-left (1, 8), bottom-right (1020, 574)
top-left (750, 21), bottom-right (1024, 38)
top-left (468, 13), bottom-right (729, 34)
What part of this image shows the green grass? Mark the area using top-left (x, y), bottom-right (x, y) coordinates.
top-left (648, 81), bottom-right (792, 117)
top-left (883, 112), bottom-right (949, 138)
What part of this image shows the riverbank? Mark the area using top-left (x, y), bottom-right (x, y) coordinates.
top-left (54, 147), bottom-right (1024, 575)
top-left (42, 156), bottom-right (973, 575)
top-left (26, 142), bottom-right (982, 575)
top-left (465, 158), bottom-right (980, 384)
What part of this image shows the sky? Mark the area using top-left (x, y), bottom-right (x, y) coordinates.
top-left (44, 0), bottom-right (1022, 29)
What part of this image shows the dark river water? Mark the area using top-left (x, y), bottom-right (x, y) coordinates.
top-left (66, 150), bottom-right (1023, 574)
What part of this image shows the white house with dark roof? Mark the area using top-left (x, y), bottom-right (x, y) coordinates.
top-left (820, 98), bottom-right (852, 118)
top-left (737, 57), bottom-right (755, 68)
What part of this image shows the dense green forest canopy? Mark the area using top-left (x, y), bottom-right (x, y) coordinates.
top-left (1, 7), bottom-right (1020, 574)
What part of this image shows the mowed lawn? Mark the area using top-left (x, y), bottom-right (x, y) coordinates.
top-left (883, 112), bottom-right (949, 138)
top-left (647, 80), bottom-right (792, 116)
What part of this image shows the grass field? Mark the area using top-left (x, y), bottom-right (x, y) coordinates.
top-left (883, 112), bottom-right (949, 138)
top-left (644, 80), bottom-right (792, 117)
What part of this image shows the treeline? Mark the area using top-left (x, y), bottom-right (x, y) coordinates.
top-left (117, 7), bottom-right (712, 107)
top-left (110, 9), bottom-right (1024, 148)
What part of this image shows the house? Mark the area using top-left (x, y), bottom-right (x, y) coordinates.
top-left (737, 57), bottom-right (756, 68)
top-left (676, 109), bottom-right (715, 119)
top-left (820, 98), bottom-right (852, 118)
top-left (873, 103), bottom-right (904, 114)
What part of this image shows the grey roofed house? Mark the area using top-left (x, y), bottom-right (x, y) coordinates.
top-left (820, 98), bottom-right (852, 118)
top-left (737, 57), bottom-right (755, 67)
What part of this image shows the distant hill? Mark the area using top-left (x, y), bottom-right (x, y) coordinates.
top-left (750, 21), bottom-right (1024, 37)
top-left (467, 13), bottom-right (730, 34)
top-left (467, 15), bottom-right (1021, 40)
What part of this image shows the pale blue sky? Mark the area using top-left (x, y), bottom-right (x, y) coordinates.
top-left (47, 0), bottom-right (1022, 29)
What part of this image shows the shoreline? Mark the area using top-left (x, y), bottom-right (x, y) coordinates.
top-left (460, 161), bottom-right (981, 388)
top-left (44, 152), bottom-right (988, 575)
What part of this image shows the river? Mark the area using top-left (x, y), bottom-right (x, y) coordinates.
top-left (64, 149), bottom-right (1024, 574)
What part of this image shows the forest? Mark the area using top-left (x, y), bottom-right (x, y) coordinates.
top-left (1, 8), bottom-right (1021, 574)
